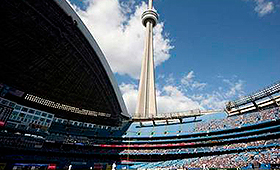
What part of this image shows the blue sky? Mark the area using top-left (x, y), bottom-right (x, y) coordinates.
top-left (69, 0), bottom-right (280, 115)
top-left (154, 0), bottom-right (280, 91)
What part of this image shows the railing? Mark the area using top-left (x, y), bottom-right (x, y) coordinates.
top-left (132, 109), bottom-right (222, 121)
top-left (226, 81), bottom-right (280, 110)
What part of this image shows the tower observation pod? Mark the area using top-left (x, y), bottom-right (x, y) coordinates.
top-left (135, 0), bottom-right (159, 118)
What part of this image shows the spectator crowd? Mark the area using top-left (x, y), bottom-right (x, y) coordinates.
top-left (132, 148), bottom-right (280, 169)
top-left (120, 139), bottom-right (280, 155)
top-left (195, 107), bottom-right (279, 132)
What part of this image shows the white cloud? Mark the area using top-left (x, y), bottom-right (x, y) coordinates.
top-left (192, 81), bottom-right (207, 90)
top-left (181, 71), bottom-right (195, 85)
top-left (254, 0), bottom-right (274, 16)
top-left (67, 0), bottom-right (247, 115)
top-left (165, 73), bottom-right (175, 85)
top-left (119, 74), bottom-right (245, 115)
top-left (157, 74), bottom-right (165, 80)
top-left (71, 0), bottom-right (173, 79)
top-left (223, 79), bottom-right (245, 98)
top-left (157, 86), bottom-right (202, 113)
top-left (119, 83), bottom-right (139, 115)
top-left (181, 71), bottom-right (207, 90)
top-left (189, 78), bottom-right (245, 110)
top-left (197, 94), bottom-right (228, 110)
top-left (120, 83), bottom-right (202, 115)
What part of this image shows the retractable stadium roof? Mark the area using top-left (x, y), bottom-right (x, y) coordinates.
top-left (0, 0), bottom-right (130, 125)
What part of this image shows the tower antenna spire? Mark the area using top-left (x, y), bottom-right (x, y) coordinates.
top-left (148, 0), bottom-right (153, 9)
top-left (135, 0), bottom-right (158, 118)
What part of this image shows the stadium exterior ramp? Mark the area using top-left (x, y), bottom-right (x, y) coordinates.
top-left (0, 0), bottom-right (129, 126)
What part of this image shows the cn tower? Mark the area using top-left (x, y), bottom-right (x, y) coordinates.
top-left (135, 0), bottom-right (158, 118)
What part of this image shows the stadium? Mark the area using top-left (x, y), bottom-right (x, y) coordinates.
top-left (0, 0), bottom-right (280, 169)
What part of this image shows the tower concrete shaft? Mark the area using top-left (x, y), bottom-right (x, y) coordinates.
top-left (135, 0), bottom-right (158, 118)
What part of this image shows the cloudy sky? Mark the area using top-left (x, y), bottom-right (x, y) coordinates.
top-left (69, 0), bottom-right (280, 115)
